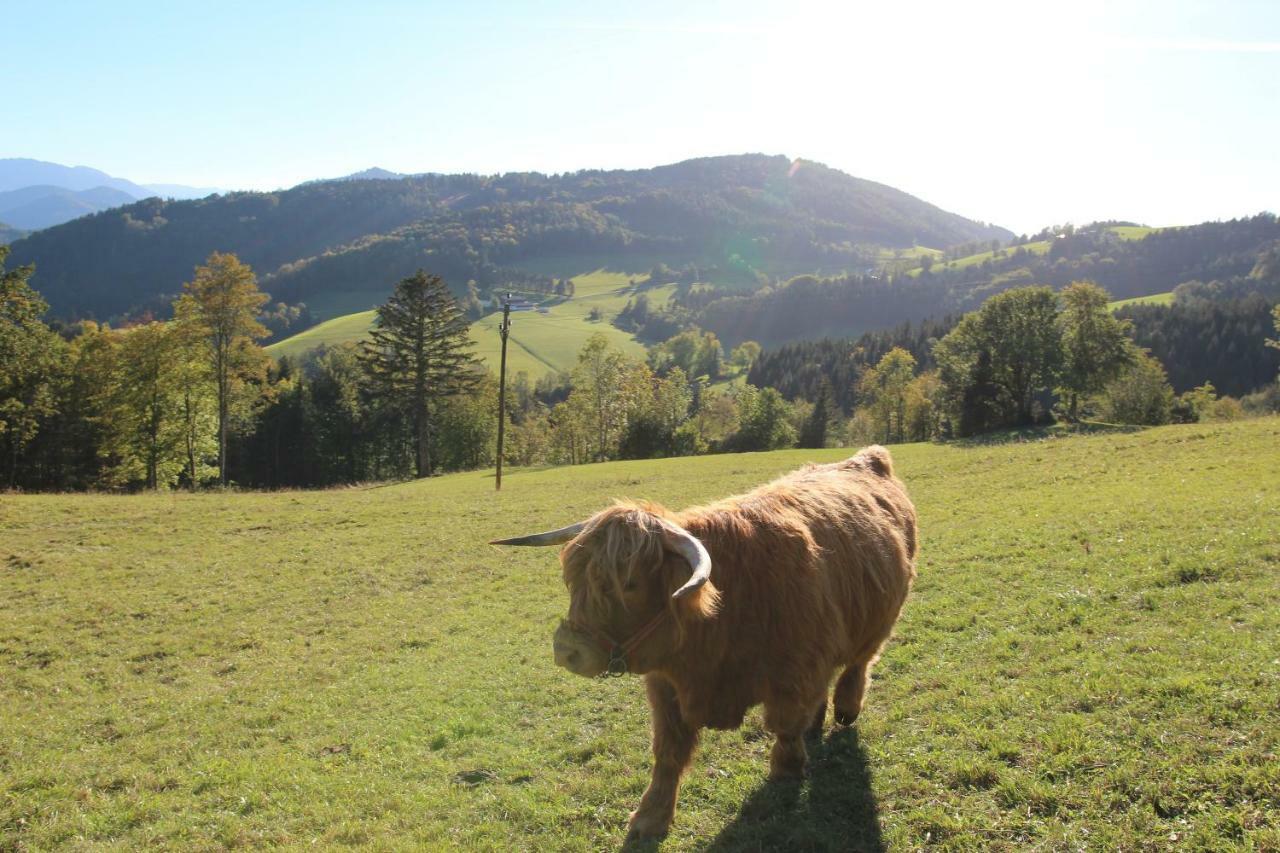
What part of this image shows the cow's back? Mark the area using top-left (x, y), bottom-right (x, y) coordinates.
top-left (672, 447), bottom-right (917, 701)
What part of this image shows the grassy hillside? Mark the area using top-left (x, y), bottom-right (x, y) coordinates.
top-left (906, 227), bottom-right (1162, 280)
top-left (1108, 291), bottom-right (1175, 310)
top-left (268, 269), bottom-right (675, 376)
top-left (907, 239), bottom-right (1053, 278)
top-left (3, 419), bottom-right (1278, 849)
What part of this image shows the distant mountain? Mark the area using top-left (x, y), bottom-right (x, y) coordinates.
top-left (0, 158), bottom-right (151, 197)
top-left (296, 167), bottom-right (408, 187)
top-left (0, 221), bottom-right (27, 245)
top-left (9, 153), bottom-right (1013, 320)
top-left (0, 159), bottom-right (220, 229)
top-left (339, 167), bottom-right (405, 182)
top-left (141, 183), bottom-right (221, 200)
top-left (0, 185), bottom-right (139, 230)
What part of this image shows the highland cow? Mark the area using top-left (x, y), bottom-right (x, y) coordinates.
top-left (491, 445), bottom-right (917, 840)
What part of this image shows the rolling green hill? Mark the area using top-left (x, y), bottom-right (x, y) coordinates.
top-left (7, 154), bottom-right (1011, 323)
top-left (267, 268), bottom-right (674, 375)
top-left (3, 418), bottom-right (1277, 849)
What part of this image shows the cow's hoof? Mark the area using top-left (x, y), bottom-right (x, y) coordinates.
top-left (626, 809), bottom-right (671, 841)
top-left (834, 707), bottom-right (860, 726)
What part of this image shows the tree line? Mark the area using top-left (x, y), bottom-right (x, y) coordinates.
top-left (5, 242), bottom-right (1278, 492)
top-left (0, 248), bottom-right (486, 490)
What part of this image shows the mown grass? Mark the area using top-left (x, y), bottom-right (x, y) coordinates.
top-left (266, 269), bottom-right (674, 377)
top-left (2, 419), bottom-right (1278, 849)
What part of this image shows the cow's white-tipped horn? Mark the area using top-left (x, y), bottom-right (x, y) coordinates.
top-left (490, 521), bottom-right (587, 547)
top-left (660, 520), bottom-right (712, 598)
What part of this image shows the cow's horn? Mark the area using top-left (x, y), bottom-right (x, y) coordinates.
top-left (660, 520), bottom-right (712, 599)
top-left (489, 521), bottom-right (587, 547)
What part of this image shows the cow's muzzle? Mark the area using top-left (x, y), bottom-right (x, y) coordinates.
top-left (553, 621), bottom-right (612, 678)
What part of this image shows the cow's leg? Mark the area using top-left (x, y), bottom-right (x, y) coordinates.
top-left (834, 662), bottom-right (869, 725)
top-left (628, 675), bottom-right (699, 841)
top-left (806, 695), bottom-right (827, 738)
top-left (764, 696), bottom-right (817, 780)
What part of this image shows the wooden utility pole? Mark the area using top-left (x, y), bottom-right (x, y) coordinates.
top-left (495, 293), bottom-right (512, 491)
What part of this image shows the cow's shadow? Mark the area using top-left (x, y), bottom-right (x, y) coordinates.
top-left (623, 727), bottom-right (884, 852)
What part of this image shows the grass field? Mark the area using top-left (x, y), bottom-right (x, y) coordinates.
top-left (907, 226), bottom-right (1165, 280)
top-left (907, 240), bottom-right (1053, 278)
top-left (266, 270), bottom-right (674, 376)
top-left (1111, 225), bottom-right (1159, 241)
top-left (3, 419), bottom-right (1278, 849)
top-left (1109, 291), bottom-right (1176, 311)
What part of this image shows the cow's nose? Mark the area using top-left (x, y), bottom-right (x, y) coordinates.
top-left (554, 643), bottom-right (580, 670)
top-left (552, 637), bottom-right (578, 671)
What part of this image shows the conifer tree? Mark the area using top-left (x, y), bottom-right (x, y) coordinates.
top-left (360, 270), bottom-right (480, 477)
top-left (798, 383), bottom-right (835, 449)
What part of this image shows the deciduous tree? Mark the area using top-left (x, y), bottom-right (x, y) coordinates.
top-left (1098, 349), bottom-right (1174, 425)
top-left (858, 347), bottom-right (916, 443)
top-left (0, 247), bottom-right (65, 487)
top-left (1057, 282), bottom-right (1133, 419)
top-left (935, 286), bottom-right (1063, 433)
top-left (174, 252), bottom-right (270, 485)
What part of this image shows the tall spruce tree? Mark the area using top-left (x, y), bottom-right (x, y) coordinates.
top-left (360, 270), bottom-right (479, 478)
top-left (797, 383), bottom-right (835, 449)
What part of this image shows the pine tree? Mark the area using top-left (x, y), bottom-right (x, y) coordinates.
top-left (798, 383), bottom-right (835, 449)
top-left (360, 270), bottom-right (480, 477)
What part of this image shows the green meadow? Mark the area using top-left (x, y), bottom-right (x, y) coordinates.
top-left (908, 226), bottom-right (1164, 279)
top-left (1109, 291), bottom-right (1176, 311)
top-left (2, 419), bottom-right (1278, 849)
top-left (266, 269), bottom-right (675, 378)
top-left (907, 240), bottom-right (1053, 278)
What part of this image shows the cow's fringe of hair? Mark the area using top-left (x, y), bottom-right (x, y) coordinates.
top-left (561, 500), bottom-right (718, 639)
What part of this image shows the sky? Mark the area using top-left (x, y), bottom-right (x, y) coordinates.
top-left (5, 0), bottom-right (1278, 235)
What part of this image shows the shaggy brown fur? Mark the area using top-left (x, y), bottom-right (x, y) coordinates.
top-left (552, 445), bottom-right (918, 841)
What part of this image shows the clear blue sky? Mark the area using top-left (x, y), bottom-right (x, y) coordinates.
top-left (5, 0), bottom-right (1278, 235)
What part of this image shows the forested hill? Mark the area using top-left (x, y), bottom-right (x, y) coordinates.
top-left (693, 215), bottom-right (1280, 347)
top-left (7, 154), bottom-right (1010, 321)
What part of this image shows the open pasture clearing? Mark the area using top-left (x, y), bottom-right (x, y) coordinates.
top-left (2, 419), bottom-right (1278, 849)
top-left (908, 240), bottom-right (1053, 277)
top-left (266, 268), bottom-right (674, 377)
top-left (1109, 291), bottom-right (1176, 311)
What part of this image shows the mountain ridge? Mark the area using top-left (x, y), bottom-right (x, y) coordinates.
top-left (0, 158), bottom-right (221, 230)
top-left (8, 153), bottom-right (1012, 320)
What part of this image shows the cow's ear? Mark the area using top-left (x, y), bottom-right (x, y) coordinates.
top-left (660, 551), bottom-right (719, 621)
top-left (678, 579), bottom-right (720, 621)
